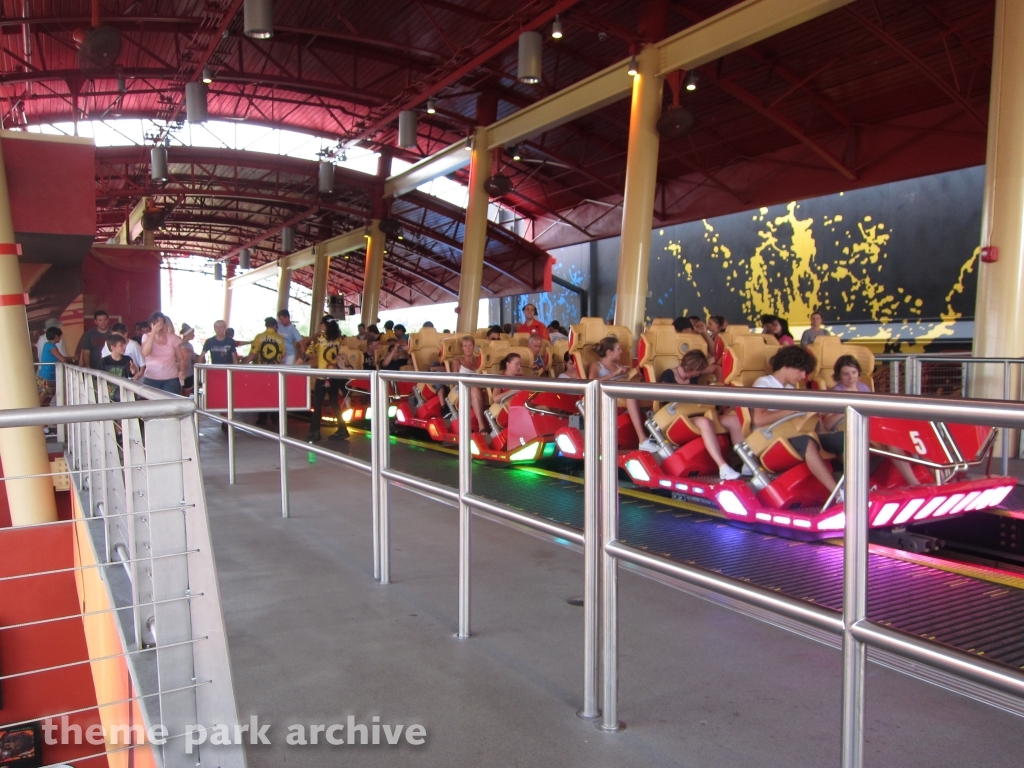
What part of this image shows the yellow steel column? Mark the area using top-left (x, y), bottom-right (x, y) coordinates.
top-left (309, 243), bottom-right (330, 326)
top-left (613, 45), bottom-right (663, 345)
top-left (973, 0), bottom-right (1024, 399)
top-left (0, 139), bottom-right (58, 525)
top-left (361, 220), bottom-right (385, 327)
top-left (456, 127), bottom-right (492, 333)
top-left (276, 262), bottom-right (291, 314)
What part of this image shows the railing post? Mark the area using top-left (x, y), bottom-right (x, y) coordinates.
top-left (841, 407), bottom-right (869, 768)
top-left (278, 371), bottom-right (290, 518)
top-left (1002, 361), bottom-right (1010, 476)
top-left (55, 362), bottom-right (66, 443)
top-left (375, 372), bottom-right (391, 584)
top-left (580, 379), bottom-right (601, 719)
top-left (457, 379), bottom-right (473, 638)
top-left (599, 384), bottom-right (624, 732)
top-left (226, 368), bottom-right (236, 485)
top-left (890, 359), bottom-right (900, 394)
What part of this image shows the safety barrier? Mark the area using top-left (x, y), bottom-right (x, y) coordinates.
top-left (194, 363), bottom-right (1024, 768)
top-left (0, 365), bottom-right (245, 768)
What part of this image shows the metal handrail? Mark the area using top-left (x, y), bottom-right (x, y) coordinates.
top-left (596, 376), bottom-right (1024, 766)
top-left (194, 362), bottom-right (1024, 765)
top-left (0, 398), bottom-right (195, 427)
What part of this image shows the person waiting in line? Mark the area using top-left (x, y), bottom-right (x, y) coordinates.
top-left (801, 311), bottom-right (830, 349)
top-left (37, 326), bottom-right (70, 406)
top-left (306, 318), bottom-right (349, 443)
top-left (517, 303), bottom-right (549, 340)
top-left (752, 346), bottom-right (837, 495)
top-left (101, 323), bottom-right (146, 380)
top-left (76, 309), bottom-right (112, 369)
top-left (36, 318), bottom-right (66, 363)
top-left (178, 324), bottom-right (199, 397)
top-left (527, 334), bottom-right (547, 376)
top-left (243, 317), bottom-right (286, 426)
top-left (100, 334), bottom-right (137, 402)
top-left (557, 352), bottom-right (580, 379)
top-left (276, 309), bottom-right (305, 364)
top-left (202, 320), bottom-right (239, 365)
top-left (588, 336), bottom-right (630, 382)
top-left (141, 312), bottom-right (185, 394)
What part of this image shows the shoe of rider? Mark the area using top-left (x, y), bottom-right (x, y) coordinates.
top-left (639, 437), bottom-right (661, 453)
top-left (719, 464), bottom-right (741, 481)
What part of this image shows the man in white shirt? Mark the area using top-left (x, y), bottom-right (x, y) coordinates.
top-left (277, 309), bottom-right (304, 364)
top-left (101, 322), bottom-right (146, 380)
top-left (751, 345), bottom-right (837, 495)
top-left (36, 318), bottom-right (66, 360)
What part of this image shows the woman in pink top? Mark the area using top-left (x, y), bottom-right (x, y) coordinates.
top-left (141, 312), bottom-right (184, 394)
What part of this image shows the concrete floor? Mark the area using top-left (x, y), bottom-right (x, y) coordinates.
top-left (197, 418), bottom-right (1024, 767)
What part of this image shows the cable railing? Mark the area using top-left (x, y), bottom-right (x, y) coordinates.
top-left (0, 365), bottom-right (246, 768)
top-left (193, 363), bottom-right (1024, 768)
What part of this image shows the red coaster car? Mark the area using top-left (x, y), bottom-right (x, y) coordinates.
top-left (619, 333), bottom-right (1014, 538)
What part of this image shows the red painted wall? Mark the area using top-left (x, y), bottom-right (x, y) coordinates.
top-left (1, 133), bottom-right (94, 236)
top-left (81, 249), bottom-right (162, 331)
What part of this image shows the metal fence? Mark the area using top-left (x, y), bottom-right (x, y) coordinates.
top-left (0, 365), bottom-right (245, 768)
top-left (194, 363), bottom-right (1024, 768)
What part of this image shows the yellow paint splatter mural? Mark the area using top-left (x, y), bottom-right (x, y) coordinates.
top-left (645, 167), bottom-right (983, 352)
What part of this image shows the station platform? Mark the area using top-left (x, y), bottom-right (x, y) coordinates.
top-left (197, 417), bottom-right (1024, 767)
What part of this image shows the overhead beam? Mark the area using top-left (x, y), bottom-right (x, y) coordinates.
top-left (226, 228), bottom-right (369, 289)
top-left (383, 137), bottom-right (471, 198)
top-left (384, 0), bottom-right (856, 196)
top-left (112, 196), bottom-right (149, 244)
top-left (218, 206), bottom-right (318, 262)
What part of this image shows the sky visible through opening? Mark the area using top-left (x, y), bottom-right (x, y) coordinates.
top-left (30, 118), bottom-right (509, 347)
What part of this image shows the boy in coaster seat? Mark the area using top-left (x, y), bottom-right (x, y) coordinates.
top-left (751, 345), bottom-right (837, 495)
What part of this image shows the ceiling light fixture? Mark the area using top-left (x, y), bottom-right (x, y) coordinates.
top-left (551, 16), bottom-right (563, 39)
top-left (510, 144), bottom-right (522, 162)
top-left (426, 97), bottom-right (436, 114)
top-left (517, 31), bottom-right (543, 84)
top-left (685, 71), bottom-right (698, 91)
top-left (202, 67), bottom-right (214, 84)
top-left (244, 0), bottom-right (273, 40)
top-left (627, 56), bottom-right (639, 77)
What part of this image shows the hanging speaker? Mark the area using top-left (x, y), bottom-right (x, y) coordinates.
top-left (150, 146), bottom-right (168, 182)
top-left (656, 107), bottom-right (696, 140)
top-left (281, 226), bottom-right (295, 253)
top-left (398, 109), bottom-right (418, 149)
top-left (484, 174), bottom-right (514, 198)
top-left (239, 249), bottom-right (251, 270)
top-left (185, 81), bottom-right (208, 124)
top-left (318, 161), bottom-right (334, 194)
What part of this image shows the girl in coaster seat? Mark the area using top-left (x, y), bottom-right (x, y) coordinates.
top-left (490, 353), bottom-right (523, 408)
top-left (588, 336), bottom-right (631, 381)
top-left (629, 350), bottom-right (746, 481)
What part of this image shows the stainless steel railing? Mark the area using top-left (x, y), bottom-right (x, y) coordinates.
top-left (0, 365), bottom-right (245, 768)
top-left (598, 380), bottom-right (1024, 765)
top-left (195, 363), bottom-right (1024, 767)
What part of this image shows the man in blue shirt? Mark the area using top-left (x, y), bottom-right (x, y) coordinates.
top-left (276, 309), bottom-right (304, 364)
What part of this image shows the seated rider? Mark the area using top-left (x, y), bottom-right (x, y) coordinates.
top-left (557, 352), bottom-right (580, 379)
top-left (752, 346), bottom-right (837, 495)
top-left (588, 336), bottom-right (630, 381)
top-left (527, 334), bottom-right (547, 376)
top-left (491, 353), bottom-right (523, 407)
top-left (438, 336), bottom-right (487, 433)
